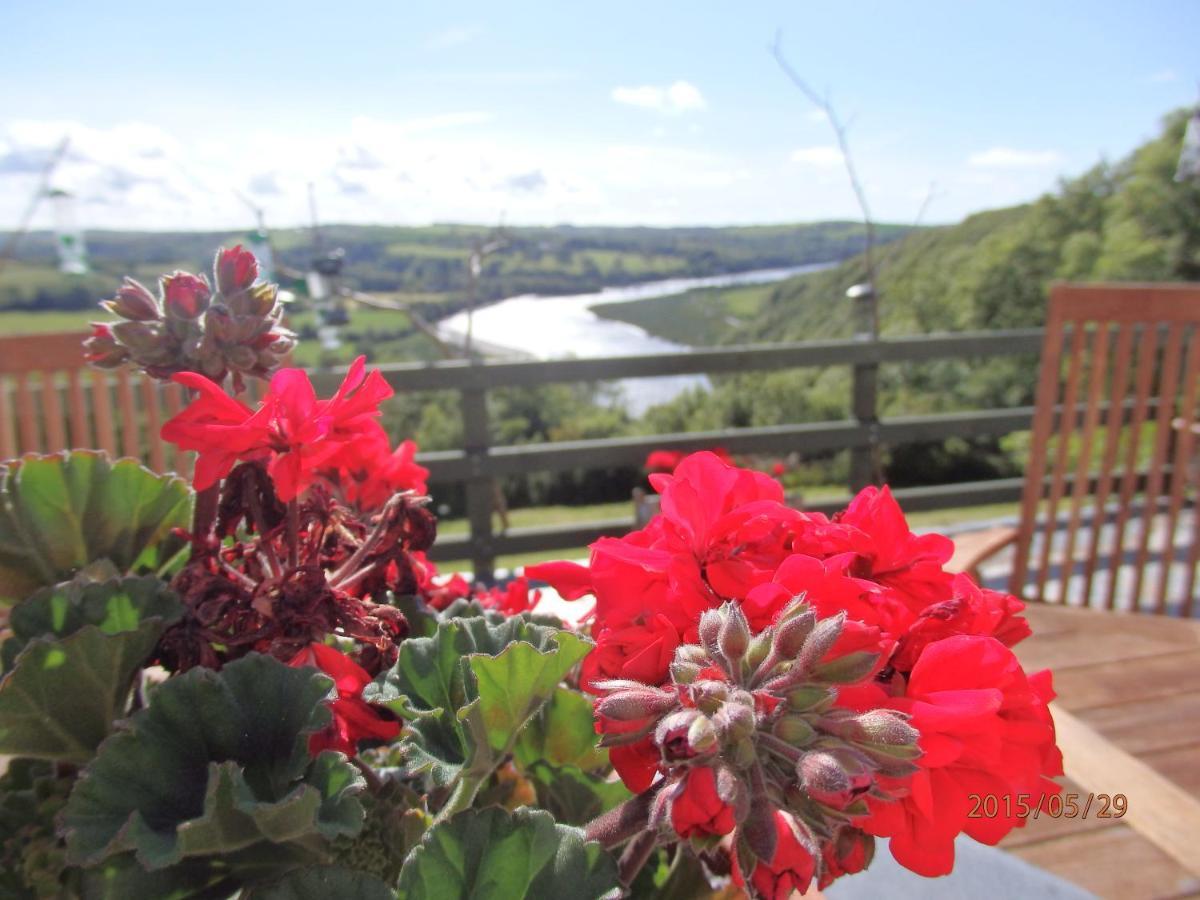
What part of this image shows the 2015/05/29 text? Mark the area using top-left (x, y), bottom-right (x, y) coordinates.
top-left (967, 793), bottom-right (1128, 819)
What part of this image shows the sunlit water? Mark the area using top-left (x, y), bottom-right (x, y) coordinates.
top-left (436, 264), bottom-right (829, 414)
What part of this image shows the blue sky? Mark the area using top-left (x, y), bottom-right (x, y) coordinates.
top-left (1, 0), bottom-right (1196, 230)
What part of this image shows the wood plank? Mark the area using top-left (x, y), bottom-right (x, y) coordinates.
top-left (0, 332), bottom-right (90, 375)
top-left (141, 377), bottom-right (164, 472)
top-left (13, 373), bottom-right (38, 452)
top-left (116, 369), bottom-right (138, 459)
top-left (1008, 824), bottom-right (1200, 900)
top-left (0, 380), bottom-right (15, 460)
top-left (66, 368), bottom-right (90, 447)
top-left (1048, 649), bottom-right (1200, 711)
top-left (40, 372), bottom-right (65, 452)
top-left (90, 369), bottom-right (116, 455)
top-left (1079, 690), bottom-right (1200, 755)
top-left (1048, 702), bottom-right (1200, 878)
top-left (1141, 744), bottom-right (1200, 798)
top-left (1014, 628), bottom-right (1199, 673)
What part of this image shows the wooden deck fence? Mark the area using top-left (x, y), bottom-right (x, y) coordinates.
top-left (1, 327), bottom-right (1058, 582)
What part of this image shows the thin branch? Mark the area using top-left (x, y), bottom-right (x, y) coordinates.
top-left (771, 32), bottom-right (877, 292)
top-left (343, 288), bottom-right (460, 360)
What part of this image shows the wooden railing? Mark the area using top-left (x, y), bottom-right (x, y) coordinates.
top-left (1, 328), bottom-right (1047, 582)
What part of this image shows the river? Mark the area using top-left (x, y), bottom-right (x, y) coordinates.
top-left (435, 263), bottom-right (829, 414)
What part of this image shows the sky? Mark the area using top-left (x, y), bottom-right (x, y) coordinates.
top-left (1, 0), bottom-right (1196, 232)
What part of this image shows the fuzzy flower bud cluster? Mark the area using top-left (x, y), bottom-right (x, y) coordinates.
top-left (594, 597), bottom-right (919, 885)
top-left (83, 245), bottom-right (295, 389)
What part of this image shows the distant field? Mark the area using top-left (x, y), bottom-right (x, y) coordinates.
top-left (0, 309), bottom-right (96, 335)
top-left (590, 281), bottom-right (776, 346)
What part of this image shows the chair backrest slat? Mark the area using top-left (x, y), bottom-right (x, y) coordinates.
top-left (1156, 336), bottom-right (1200, 612)
top-left (1011, 283), bottom-right (1200, 616)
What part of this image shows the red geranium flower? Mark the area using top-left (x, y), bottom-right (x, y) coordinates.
top-left (289, 642), bottom-right (401, 756)
top-left (163, 355), bottom-right (393, 501)
top-left (732, 811), bottom-right (816, 900)
top-left (862, 635), bottom-right (1062, 876)
top-left (670, 766), bottom-right (737, 838)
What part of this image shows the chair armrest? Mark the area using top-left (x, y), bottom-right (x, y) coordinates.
top-left (945, 525), bottom-right (1019, 579)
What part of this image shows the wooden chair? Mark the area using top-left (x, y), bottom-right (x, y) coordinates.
top-left (951, 283), bottom-right (1200, 616)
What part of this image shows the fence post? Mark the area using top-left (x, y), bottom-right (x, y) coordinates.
top-left (847, 283), bottom-right (880, 492)
top-left (460, 385), bottom-right (495, 585)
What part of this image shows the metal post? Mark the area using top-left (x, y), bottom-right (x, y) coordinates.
top-left (847, 283), bottom-right (880, 492)
top-left (460, 386), bottom-right (495, 585)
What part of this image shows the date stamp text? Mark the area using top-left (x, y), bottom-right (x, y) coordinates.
top-left (967, 793), bottom-right (1127, 819)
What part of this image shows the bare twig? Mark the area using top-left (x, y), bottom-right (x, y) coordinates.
top-left (771, 31), bottom-right (877, 310)
top-left (343, 288), bottom-right (460, 359)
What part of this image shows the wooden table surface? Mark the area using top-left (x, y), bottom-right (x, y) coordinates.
top-left (1001, 603), bottom-right (1200, 899)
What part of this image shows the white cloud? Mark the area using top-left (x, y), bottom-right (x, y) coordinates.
top-left (1145, 69), bottom-right (1178, 84)
top-left (790, 146), bottom-right (843, 166)
top-left (425, 25), bottom-right (482, 50)
top-left (967, 147), bottom-right (1062, 168)
top-left (611, 80), bottom-right (706, 114)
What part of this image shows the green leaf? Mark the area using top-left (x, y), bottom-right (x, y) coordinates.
top-left (0, 620), bottom-right (166, 763)
top-left (61, 653), bottom-right (365, 870)
top-left (244, 866), bottom-right (396, 900)
top-left (524, 762), bottom-right (631, 826)
top-left (3, 571), bottom-right (180, 671)
top-left (396, 807), bottom-right (619, 900)
top-left (80, 855), bottom-right (236, 900)
top-left (513, 687), bottom-right (607, 772)
top-left (365, 618), bottom-right (590, 787)
top-left (0, 451), bottom-right (192, 606)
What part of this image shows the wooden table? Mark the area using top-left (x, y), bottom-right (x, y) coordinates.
top-left (1001, 604), bottom-right (1200, 899)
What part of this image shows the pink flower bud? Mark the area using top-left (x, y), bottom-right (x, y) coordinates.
top-left (797, 612), bottom-right (846, 672)
top-left (772, 607), bottom-right (817, 659)
top-left (162, 272), bottom-right (211, 319)
top-left (718, 603), bottom-right (751, 665)
top-left (103, 278), bottom-right (159, 321)
top-left (111, 320), bottom-right (162, 353)
top-left (215, 245), bottom-right (259, 295)
top-left (82, 323), bottom-right (129, 367)
top-left (595, 686), bottom-right (677, 721)
top-left (698, 608), bottom-right (722, 653)
top-left (798, 749), bottom-right (872, 809)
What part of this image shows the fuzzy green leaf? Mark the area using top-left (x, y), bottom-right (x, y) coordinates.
top-left (0, 451), bottom-right (191, 606)
top-left (244, 866), bottom-right (396, 900)
top-left (396, 807), bottom-right (619, 900)
top-left (365, 617), bottom-right (590, 786)
top-left (0, 620), bottom-right (166, 763)
top-left (2, 571), bottom-right (180, 671)
top-left (513, 687), bottom-right (608, 772)
top-left (62, 653), bottom-right (364, 870)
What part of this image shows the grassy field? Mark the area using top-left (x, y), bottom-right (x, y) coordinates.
top-left (590, 281), bottom-right (776, 346)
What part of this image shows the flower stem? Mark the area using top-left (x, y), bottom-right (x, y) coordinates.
top-left (431, 769), bottom-right (490, 826)
top-left (286, 499), bottom-right (300, 569)
top-left (617, 830), bottom-right (660, 887)
top-left (192, 483), bottom-right (220, 542)
top-left (583, 786), bottom-right (661, 850)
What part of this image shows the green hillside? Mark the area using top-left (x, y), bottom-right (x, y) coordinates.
top-left (0, 220), bottom-right (912, 324)
top-left (638, 108), bottom-right (1199, 487)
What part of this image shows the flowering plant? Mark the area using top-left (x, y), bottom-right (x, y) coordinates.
top-left (0, 248), bottom-right (1060, 899)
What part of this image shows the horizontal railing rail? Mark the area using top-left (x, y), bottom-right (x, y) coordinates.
top-left (332, 328), bottom-right (1049, 577)
top-left (0, 327), bottom-right (1062, 580)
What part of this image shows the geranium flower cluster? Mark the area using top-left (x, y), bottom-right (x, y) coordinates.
top-left (83, 245), bottom-right (295, 390)
top-left (530, 451), bottom-right (1062, 892)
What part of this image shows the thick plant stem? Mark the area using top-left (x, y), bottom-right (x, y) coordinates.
top-left (286, 499), bottom-right (300, 569)
top-left (583, 786), bottom-right (661, 849)
top-left (192, 483), bottom-right (220, 543)
top-left (432, 770), bottom-right (489, 826)
top-left (618, 830), bottom-right (660, 887)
